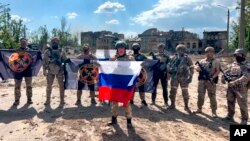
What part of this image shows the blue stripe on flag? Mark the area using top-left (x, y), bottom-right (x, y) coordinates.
top-left (99, 73), bottom-right (137, 90)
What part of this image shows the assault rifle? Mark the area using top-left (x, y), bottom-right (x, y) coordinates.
top-left (46, 47), bottom-right (62, 66)
top-left (220, 68), bottom-right (243, 98)
top-left (219, 68), bottom-right (233, 82)
top-left (195, 61), bottom-right (213, 83)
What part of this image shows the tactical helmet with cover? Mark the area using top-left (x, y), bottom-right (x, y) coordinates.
top-left (234, 48), bottom-right (246, 58)
top-left (158, 43), bottom-right (165, 49)
top-left (82, 44), bottom-right (90, 52)
top-left (176, 44), bottom-right (186, 52)
top-left (132, 43), bottom-right (140, 50)
top-left (205, 46), bottom-right (215, 53)
top-left (51, 37), bottom-right (60, 50)
top-left (115, 40), bottom-right (127, 49)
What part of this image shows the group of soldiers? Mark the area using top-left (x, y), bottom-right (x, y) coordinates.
top-left (9, 37), bottom-right (249, 127)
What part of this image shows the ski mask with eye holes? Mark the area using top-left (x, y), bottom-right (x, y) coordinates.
top-left (52, 42), bottom-right (59, 50)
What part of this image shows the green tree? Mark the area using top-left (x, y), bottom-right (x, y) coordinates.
top-left (0, 7), bottom-right (24, 49)
top-left (230, 0), bottom-right (250, 50)
top-left (38, 25), bottom-right (49, 51)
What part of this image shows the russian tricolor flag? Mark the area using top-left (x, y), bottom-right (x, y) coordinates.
top-left (98, 61), bottom-right (142, 106)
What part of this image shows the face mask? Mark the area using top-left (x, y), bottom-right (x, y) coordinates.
top-left (178, 51), bottom-right (184, 57)
top-left (236, 56), bottom-right (245, 63)
top-left (52, 43), bottom-right (59, 49)
top-left (84, 49), bottom-right (89, 54)
top-left (133, 49), bottom-right (139, 54)
top-left (179, 54), bottom-right (184, 57)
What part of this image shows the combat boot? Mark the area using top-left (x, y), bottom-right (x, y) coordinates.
top-left (108, 116), bottom-right (117, 126)
top-left (223, 115), bottom-right (235, 122)
top-left (164, 101), bottom-right (169, 107)
top-left (194, 108), bottom-right (202, 114)
top-left (27, 97), bottom-right (33, 104)
top-left (169, 100), bottom-right (175, 109)
top-left (141, 100), bottom-right (148, 106)
top-left (127, 118), bottom-right (132, 128)
top-left (91, 98), bottom-right (97, 105)
top-left (13, 99), bottom-right (20, 106)
top-left (44, 97), bottom-right (50, 106)
top-left (184, 102), bottom-right (192, 113)
top-left (169, 98), bottom-right (175, 109)
top-left (75, 99), bottom-right (81, 105)
top-left (240, 119), bottom-right (248, 125)
top-left (184, 106), bottom-right (192, 113)
top-left (151, 100), bottom-right (156, 105)
top-left (212, 110), bottom-right (218, 118)
top-left (169, 104), bottom-right (175, 109)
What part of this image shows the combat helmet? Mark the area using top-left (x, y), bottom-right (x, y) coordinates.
top-left (176, 44), bottom-right (186, 52)
top-left (115, 40), bottom-right (127, 49)
top-left (82, 44), bottom-right (90, 51)
top-left (205, 46), bottom-right (215, 53)
top-left (234, 48), bottom-right (246, 58)
top-left (132, 43), bottom-right (140, 50)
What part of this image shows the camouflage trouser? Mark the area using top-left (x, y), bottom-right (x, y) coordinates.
top-left (169, 78), bottom-right (189, 106)
top-left (46, 73), bottom-right (65, 102)
top-left (112, 102), bottom-right (132, 118)
top-left (227, 86), bottom-right (248, 121)
top-left (14, 77), bottom-right (32, 101)
top-left (197, 80), bottom-right (217, 112)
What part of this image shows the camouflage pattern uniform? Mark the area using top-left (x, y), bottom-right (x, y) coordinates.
top-left (75, 46), bottom-right (97, 105)
top-left (221, 49), bottom-right (250, 124)
top-left (13, 45), bottom-right (33, 105)
top-left (151, 43), bottom-right (170, 105)
top-left (131, 43), bottom-right (148, 106)
top-left (168, 44), bottom-right (194, 112)
top-left (43, 38), bottom-right (67, 105)
top-left (109, 41), bottom-right (134, 127)
top-left (196, 47), bottom-right (220, 117)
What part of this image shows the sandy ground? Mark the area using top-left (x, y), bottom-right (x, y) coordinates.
top-left (0, 55), bottom-right (249, 141)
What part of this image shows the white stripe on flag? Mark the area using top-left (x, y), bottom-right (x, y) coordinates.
top-left (98, 61), bottom-right (142, 75)
top-left (98, 61), bottom-right (142, 86)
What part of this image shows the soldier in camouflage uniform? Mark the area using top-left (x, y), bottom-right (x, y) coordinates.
top-left (168, 44), bottom-right (194, 113)
top-left (13, 38), bottom-right (33, 106)
top-left (151, 43), bottom-right (170, 106)
top-left (221, 49), bottom-right (250, 124)
top-left (130, 43), bottom-right (148, 106)
top-left (43, 37), bottom-right (68, 106)
top-left (75, 44), bottom-right (97, 105)
top-left (108, 41), bottom-right (134, 127)
top-left (194, 47), bottom-right (220, 117)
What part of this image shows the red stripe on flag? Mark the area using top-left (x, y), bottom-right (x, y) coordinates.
top-left (98, 86), bottom-right (134, 106)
